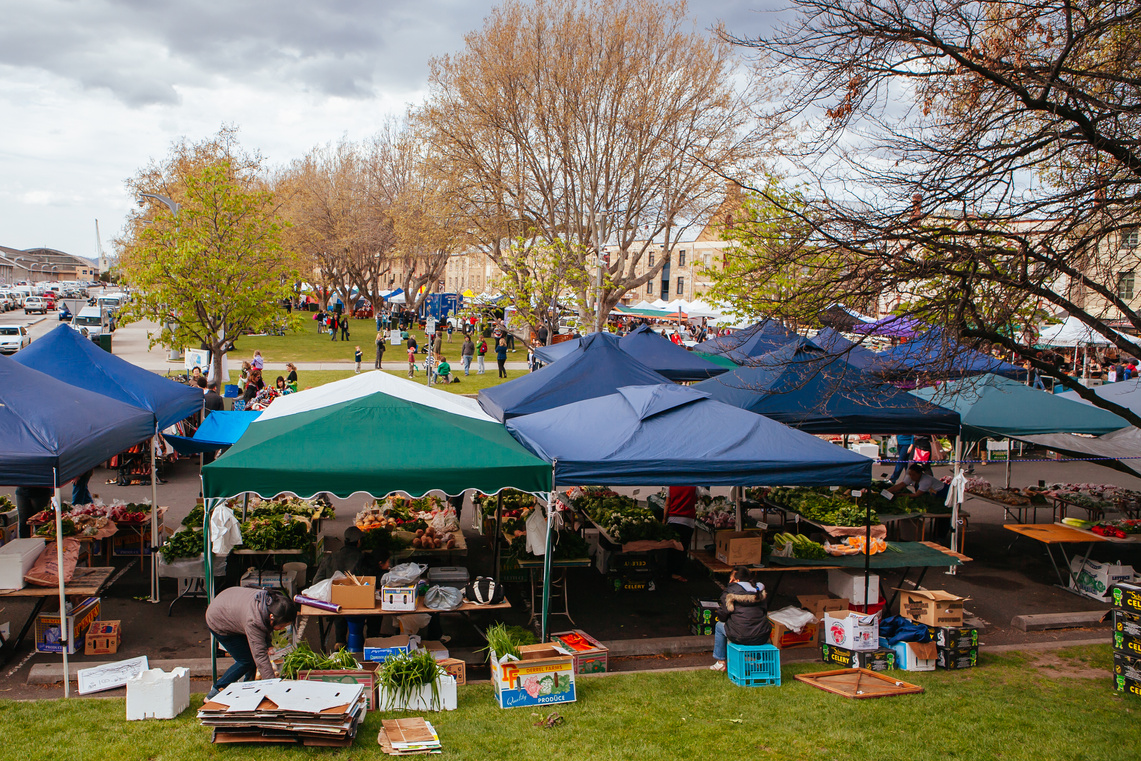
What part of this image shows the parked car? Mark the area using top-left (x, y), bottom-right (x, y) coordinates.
top-left (23, 297), bottom-right (48, 315)
top-left (0, 325), bottom-right (30, 354)
top-left (42, 292), bottom-right (56, 310)
top-left (0, 293), bottom-right (13, 312)
top-left (70, 306), bottom-right (108, 337)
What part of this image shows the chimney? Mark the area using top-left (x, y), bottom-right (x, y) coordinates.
top-left (911, 193), bottom-right (923, 221)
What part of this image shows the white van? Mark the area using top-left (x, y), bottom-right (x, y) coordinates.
top-left (70, 306), bottom-right (109, 338)
top-left (97, 293), bottom-right (126, 315)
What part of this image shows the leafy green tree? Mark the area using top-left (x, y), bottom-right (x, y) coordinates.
top-left (497, 238), bottom-right (591, 344)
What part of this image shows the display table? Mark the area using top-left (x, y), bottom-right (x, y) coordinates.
top-left (967, 491), bottom-right (1052, 523)
top-left (393, 531), bottom-right (467, 561)
top-left (515, 557), bottom-right (591, 627)
top-left (0, 566), bottom-right (118, 666)
top-left (1050, 495), bottom-right (1116, 522)
top-left (1004, 523), bottom-right (1109, 587)
top-left (298, 598), bottom-right (511, 651)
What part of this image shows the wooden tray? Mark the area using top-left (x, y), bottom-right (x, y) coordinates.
top-left (794, 668), bottom-right (924, 699)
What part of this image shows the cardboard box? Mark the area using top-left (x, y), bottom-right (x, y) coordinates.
top-left (691, 598), bottom-right (719, 625)
top-left (1113, 673), bottom-right (1141, 698)
top-left (936, 646), bottom-right (978, 669)
top-left (420, 640), bottom-right (450, 661)
top-left (36, 596), bottom-right (100, 654)
top-left (380, 585), bottom-right (418, 612)
top-left (240, 568), bottom-right (298, 598)
top-left (770, 620), bottom-right (818, 650)
top-left (820, 644), bottom-right (895, 671)
top-left (797, 594), bottom-right (849, 645)
top-left (822, 610), bottom-right (880, 651)
top-left (690, 622), bottom-right (715, 636)
top-left (594, 546), bottom-right (611, 575)
top-left (1110, 581), bottom-right (1141, 613)
top-left (612, 553), bottom-right (654, 572)
top-left (438, 657), bottom-right (467, 686)
top-left (85, 620), bottom-right (121, 655)
top-left (551, 630), bottom-right (608, 674)
top-left (715, 530), bottom-right (764, 566)
top-left (1113, 651), bottom-right (1141, 681)
top-left (611, 572), bottom-right (655, 592)
top-left (329, 575), bottom-right (376, 609)
top-left (828, 570), bottom-right (880, 606)
top-left (490, 644), bottom-right (576, 709)
top-left (363, 635), bottom-right (412, 662)
top-left (1113, 629), bottom-right (1141, 658)
top-left (1069, 557), bottom-right (1134, 602)
top-left (300, 666), bottom-right (379, 711)
top-left (1112, 609), bottom-right (1141, 638)
top-left (897, 589), bottom-right (966, 627)
top-left (893, 641), bottom-right (937, 671)
top-left (0, 538), bottom-right (45, 589)
top-left (933, 625), bottom-right (978, 648)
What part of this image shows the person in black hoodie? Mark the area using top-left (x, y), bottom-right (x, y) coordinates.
top-left (710, 566), bottom-right (771, 672)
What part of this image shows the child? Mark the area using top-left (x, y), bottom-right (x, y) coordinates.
top-left (407, 343), bottom-right (417, 377)
top-left (435, 355), bottom-right (451, 385)
top-left (354, 345), bottom-right (362, 373)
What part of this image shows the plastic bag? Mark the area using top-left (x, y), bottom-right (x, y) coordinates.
top-left (382, 562), bottom-right (427, 587)
top-left (767, 605), bottom-right (817, 634)
top-left (396, 614), bottom-right (432, 635)
top-left (301, 571), bottom-right (345, 602)
top-left (424, 585), bottom-right (462, 611)
top-left (430, 507), bottom-right (459, 535)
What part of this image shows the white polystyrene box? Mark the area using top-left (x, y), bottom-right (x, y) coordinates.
top-left (125, 667), bottom-right (190, 720)
top-left (377, 674), bottom-right (457, 711)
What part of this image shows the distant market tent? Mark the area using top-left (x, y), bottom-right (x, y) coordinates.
top-left (810, 327), bottom-right (882, 371)
top-left (1036, 315), bottom-right (1127, 347)
top-left (1056, 379), bottom-right (1141, 417)
top-left (876, 328), bottom-right (1024, 379)
top-left (166, 410), bottom-right (261, 456)
top-left (691, 319), bottom-right (800, 363)
top-left (533, 327), bottom-right (727, 381)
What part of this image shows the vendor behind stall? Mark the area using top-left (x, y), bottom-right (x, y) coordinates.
top-left (205, 587), bottom-right (296, 699)
top-left (312, 527), bottom-right (391, 648)
top-left (664, 486), bottom-right (697, 582)
top-left (889, 463), bottom-right (950, 502)
top-left (710, 566), bottom-right (771, 672)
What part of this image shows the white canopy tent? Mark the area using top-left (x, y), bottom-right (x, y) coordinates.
top-left (1037, 316), bottom-right (1127, 347)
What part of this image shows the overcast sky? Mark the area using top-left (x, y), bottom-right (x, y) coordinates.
top-left (0, 1), bottom-right (780, 263)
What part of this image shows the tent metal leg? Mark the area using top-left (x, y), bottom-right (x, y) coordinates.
top-left (0, 597), bottom-right (47, 667)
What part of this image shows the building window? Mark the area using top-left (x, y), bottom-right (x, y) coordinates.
top-left (676, 277), bottom-right (685, 295)
top-left (1126, 229), bottom-right (1140, 248)
top-left (679, 250), bottom-right (686, 266)
top-left (703, 253), bottom-right (711, 268)
top-left (1118, 271), bottom-right (1135, 300)
top-left (649, 253), bottom-right (654, 267)
top-left (646, 281), bottom-right (653, 295)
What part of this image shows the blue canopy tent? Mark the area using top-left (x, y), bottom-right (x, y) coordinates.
top-left (533, 328), bottom-right (727, 381)
top-left (691, 319), bottom-right (799, 363)
top-left (505, 383), bottom-right (874, 487)
top-left (1057, 379), bottom-right (1141, 417)
top-left (695, 339), bottom-right (960, 435)
top-left (532, 332), bottom-right (619, 365)
top-left (811, 327), bottom-right (882, 371)
top-left (0, 354), bottom-right (153, 696)
top-left (166, 410), bottom-right (261, 456)
top-left (478, 332), bottom-right (671, 421)
top-left (875, 328), bottom-right (1023, 379)
top-left (14, 325), bottom-right (205, 601)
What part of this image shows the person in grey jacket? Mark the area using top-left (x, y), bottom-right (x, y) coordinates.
top-left (205, 587), bottom-right (296, 699)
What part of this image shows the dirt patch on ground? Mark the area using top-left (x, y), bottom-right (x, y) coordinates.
top-left (1027, 651), bottom-right (1109, 680)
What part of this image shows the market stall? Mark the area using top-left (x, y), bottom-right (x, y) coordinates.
top-left (691, 318), bottom-right (800, 364)
top-left (534, 327), bottom-right (728, 382)
top-left (809, 327), bottom-right (883, 371)
top-left (875, 327), bottom-right (1024, 380)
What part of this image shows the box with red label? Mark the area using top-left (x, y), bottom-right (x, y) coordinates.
top-left (769, 620), bottom-right (817, 650)
top-left (438, 657), bottom-right (466, 686)
top-left (822, 610), bottom-right (880, 651)
top-left (85, 620), bottom-right (121, 655)
top-left (36, 597), bottom-right (100, 654)
top-left (551, 630), bottom-right (608, 673)
top-left (490, 644), bottom-right (576, 709)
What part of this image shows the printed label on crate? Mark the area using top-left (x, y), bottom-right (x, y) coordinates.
top-left (934, 626), bottom-right (979, 649)
top-left (1113, 652), bottom-right (1141, 681)
top-left (690, 622), bottom-right (715, 637)
top-left (494, 660), bottom-right (576, 709)
top-left (1112, 609), bottom-right (1141, 638)
top-left (935, 646), bottom-right (978, 669)
top-left (1113, 630), bottom-right (1141, 658)
top-left (1114, 673), bottom-right (1141, 698)
top-left (820, 644), bottom-right (895, 671)
top-left (1110, 583), bottom-right (1141, 613)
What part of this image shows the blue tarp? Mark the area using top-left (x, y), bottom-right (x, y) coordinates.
top-left (695, 339), bottom-right (960, 435)
top-left (505, 384), bottom-right (873, 486)
top-left (13, 325), bottom-right (203, 430)
top-left (479, 332), bottom-right (671, 421)
top-left (166, 410), bottom-right (261, 456)
top-left (911, 373), bottom-right (1129, 440)
top-left (691, 319), bottom-right (799, 363)
top-left (810, 327), bottom-right (882, 371)
top-left (875, 328), bottom-right (1023, 379)
top-left (0, 354), bottom-right (155, 487)
top-left (533, 328), bottom-right (727, 381)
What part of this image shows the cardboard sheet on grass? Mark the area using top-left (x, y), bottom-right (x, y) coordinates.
top-left (767, 541), bottom-right (960, 569)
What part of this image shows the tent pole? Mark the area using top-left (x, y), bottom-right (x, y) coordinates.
top-left (53, 473), bottom-right (69, 698)
top-left (948, 436), bottom-right (963, 574)
top-left (202, 479), bottom-right (218, 684)
top-left (493, 492), bottom-right (503, 583)
top-left (1004, 440), bottom-right (1012, 489)
top-left (541, 463), bottom-right (556, 642)
top-left (150, 432), bottom-right (160, 603)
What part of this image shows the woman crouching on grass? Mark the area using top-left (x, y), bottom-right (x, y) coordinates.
top-left (710, 566), bottom-right (771, 672)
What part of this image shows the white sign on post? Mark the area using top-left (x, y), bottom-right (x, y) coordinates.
top-left (426, 318), bottom-right (437, 335)
top-left (77, 655), bottom-right (149, 695)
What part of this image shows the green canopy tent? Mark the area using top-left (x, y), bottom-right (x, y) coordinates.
top-left (199, 381), bottom-right (553, 680)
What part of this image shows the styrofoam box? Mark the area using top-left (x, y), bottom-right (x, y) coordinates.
top-left (427, 566), bottom-right (469, 589)
top-left (126, 667), bottom-right (190, 720)
top-left (850, 443), bottom-right (880, 459)
top-left (0, 538), bottom-right (46, 590)
top-left (827, 569), bottom-right (880, 606)
top-left (377, 674), bottom-right (457, 711)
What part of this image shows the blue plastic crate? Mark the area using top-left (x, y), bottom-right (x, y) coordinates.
top-left (727, 643), bottom-right (781, 687)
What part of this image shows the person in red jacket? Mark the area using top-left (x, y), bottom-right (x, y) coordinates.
top-left (665, 486), bottom-right (697, 582)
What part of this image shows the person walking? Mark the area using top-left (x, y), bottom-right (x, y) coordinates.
top-left (407, 343), bottom-right (417, 377)
top-left (341, 316), bottom-right (350, 341)
top-left (495, 337), bottom-right (508, 378)
top-left (330, 314), bottom-right (339, 341)
top-left (461, 334), bottom-right (474, 375)
top-left (375, 330), bottom-right (386, 369)
top-left (354, 345), bottom-right (362, 373)
top-left (476, 335), bottom-right (488, 374)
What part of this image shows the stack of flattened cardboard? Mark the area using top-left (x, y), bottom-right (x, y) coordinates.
top-left (198, 679), bottom-right (366, 747)
top-left (378, 718), bottom-right (442, 755)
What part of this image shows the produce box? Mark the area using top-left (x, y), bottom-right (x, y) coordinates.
top-left (0, 538), bottom-right (45, 590)
top-left (691, 598), bottom-right (719, 625)
top-left (1111, 581), bottom-right (1141, 613)
top-left (797, 594), bottom-right (849, 645)
top-left (931, 625), bottom-right (977, 648)
top-left (328, 575), bottom-right (376, 609)
top-left (438, 657), bottom-right (466, 686)
top-left (36, 597), bottom-right (100, 654)
top-left (1112, 629), bottom-right (1141, 658)
top-left (820, 644), bottom-right (895, 672)
top-left (1113, 651), bottom-right (1141, 681)
top-left (1113, 672), bottom-right (1141, 698)
top-left (551, 630), bottom-right (608, 674)
top-left (420, 640), bottom-right (450, 660)
top-left (1111, 609), bottom-right (1141, 639)
top-left (300, 666), bottom-right (379, 711)
top-left (1068, 556), bottom-right (1134, 602)
top-left (715, 530), bottom-right (764, 566)
top-left (828, 570), bottom-right (880, 606)
top-left (897, 589), bottom-right (966, 627)
top-left (363, 635), bottom-right (412, 662)
top-left (593, 546), bottom-right (611, 575)
top-left (690, 622), bottom-right (715, 636)
top-left (770, 620), bottom-right (817, 650)
top-left (380, 585), bottom-right (418, 612)
top-left (611, 570), bottom-right (655, 592)
top-left (893, 641), bottom-right (937, 671)
top-left (490, 644), bottom-right (576, 709)
top-left (611, 553), bottom-right (654, 572)
top-left (85, 620), bottom-right (121, 655)
top-left (822, 610), bottom-right (879, 651)
top-left (935, 646), bottom-right (978, 670)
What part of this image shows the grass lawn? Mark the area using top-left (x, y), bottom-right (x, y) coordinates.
top-left (232, 321), bottom-right (527, 364)
top-left (224, 368), bottom-right (532, 395)
top-left (3, 646), bottom-right (1137, 761)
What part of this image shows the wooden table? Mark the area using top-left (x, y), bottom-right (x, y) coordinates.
top-left (298, 599), bottom-right (511, 650)
top-left (0, 566), bottom-right (118, 666)
top-left (1003, 523), bottom-right (1106, 587)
